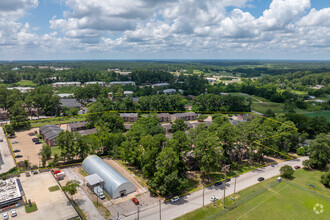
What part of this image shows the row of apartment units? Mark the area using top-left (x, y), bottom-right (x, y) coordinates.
top-left (52, 81), bottom-right (174, 88)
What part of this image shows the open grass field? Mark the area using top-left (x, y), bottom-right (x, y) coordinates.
top-left (251, 102), bottom-right (285, 114)
top-left (218, 182), bottom-right (329, 220)
top-left (31, 115), bottom-right (86, 128)
top-left (304, 111), bottom-right (330, 122)
top-left (15, 80), bottom-right (38, 87)
top-left (291, 90), bottom-right (308, 95)
top-left (177, 169), bottom-right (329, 220)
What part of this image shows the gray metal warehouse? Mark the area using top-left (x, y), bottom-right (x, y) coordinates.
top-left (82, 155), bottom-right (136, 199)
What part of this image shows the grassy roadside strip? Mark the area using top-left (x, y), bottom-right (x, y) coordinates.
top-left (72, 200), bottom-right (87, 220)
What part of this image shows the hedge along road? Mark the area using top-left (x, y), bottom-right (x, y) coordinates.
top-left (0, 127), bottom-right (16, 173)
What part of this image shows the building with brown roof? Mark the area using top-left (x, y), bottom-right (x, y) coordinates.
top-left (120, 113), bottom-right (138, 122)
top-left (157, 113), bottom-right (171, 122)
top-left (171, 112), bottom-right (198, 121)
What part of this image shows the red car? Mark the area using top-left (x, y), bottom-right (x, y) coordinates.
top-left (294, 166), bottom-right (301, 169)
top-left (52, 170), bottom-right (61, 174)
top-left (132, 197), bottom-right (139, 205)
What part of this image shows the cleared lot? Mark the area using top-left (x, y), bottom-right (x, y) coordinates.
top-left (19, 171), bottom-right (78, 220)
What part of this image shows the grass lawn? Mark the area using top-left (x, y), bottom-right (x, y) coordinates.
top-left (251, 102), bottom-right (285, 114)
top-left (291, 169), bottom-right (329, 196)
top-left (304, 111), bottom-right (330, 122)
top-left (15, 80), bottom-right (37, 87)
top-left (31, 115), bottom-right (86, 128)
top-left (51, 146), bottom-right (62, 156)
top-left (177, 177), bottom-right (279, 220)
top-left (25, 202), bottom-right (38, 213)
top-left (193, 69), bottom-right (204, 74)
top-left (291, 90), bottom-right (308, 95)
top-left (48, 185), bottom-right (60, 192)
top-left (177, 170), bottom-right (330, 220)
top-left (218, 182), bottom-right (329, 220)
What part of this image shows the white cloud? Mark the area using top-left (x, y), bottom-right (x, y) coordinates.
top-left (1, 0), bottom-right (330, 59)
top-left (297, 8), bottom-right (330, 26)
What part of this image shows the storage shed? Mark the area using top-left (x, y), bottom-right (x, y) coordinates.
top-left (82, 155), bottom-right (136, 198)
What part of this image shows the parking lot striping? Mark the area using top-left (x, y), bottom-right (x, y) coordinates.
top-left (2, 111), bottom-right (300, 202)
top-left (236, 184), bottom-right (289, 220)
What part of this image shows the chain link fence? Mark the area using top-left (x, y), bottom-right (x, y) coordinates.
top-left (283, 180), bottom-right (330, 202)
top-left (207, 181), bottom-right (280, 220)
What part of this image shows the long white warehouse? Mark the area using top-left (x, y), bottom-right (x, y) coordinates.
top-left (82, 155), bottom-right (136, 198)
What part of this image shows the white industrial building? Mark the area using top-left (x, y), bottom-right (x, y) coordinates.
top-left (82, 155), bottom-right (136, 199)
top-left (0, 178), bottom-right (24, 208)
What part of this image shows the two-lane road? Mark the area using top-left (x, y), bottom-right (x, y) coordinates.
top-left (124, 157), bottom-right (308, 220)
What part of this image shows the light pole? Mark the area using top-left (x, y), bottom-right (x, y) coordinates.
top-left (222, 165), bottom-right (230, 209)
top-left (234, 176), bottom-right (237, 194)
top-left (159, 200), bottom-right (161, 220)
top-left (203, 187), bottom-right (205, 207)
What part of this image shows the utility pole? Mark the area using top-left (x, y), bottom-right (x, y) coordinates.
top-left (223, 179), bottom-right (226, 208)
top-left (234, 172), bottom-right (239, 194)
top-left (222, 165), bottom-right (230, 209)
top-left (159, 200), bottom-right (161, 220)
top-left (203, 188), bottom-right (205, 207)
top-left (137, 206), bottom-right (140, 220)
top-left (234, 176), bottom-right (237, 194)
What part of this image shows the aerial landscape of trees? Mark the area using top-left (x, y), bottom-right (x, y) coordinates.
top-left (1, 60), bottom-right (329, 198)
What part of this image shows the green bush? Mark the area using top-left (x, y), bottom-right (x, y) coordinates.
top-left (280, 165), bottom-right (294, 179)
top-left (25, 202), bottom-right (38, 213)
top-left (296, 147), bottom-right (305, 156)
top-left (48, 185), bottom-right (60, 192)
top-left (320, 172), bottom-right (330, 188)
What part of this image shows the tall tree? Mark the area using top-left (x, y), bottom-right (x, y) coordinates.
top-left (57, 131), bottom-right (75, 161)
top-left (9, 101), bottom-right (30, 129)
top-left (307, 133), bottom-right (330, 170)
top-left (171, 119), bottom-right (187, 133)
top-left (194, 130), bottom-right (222, 182)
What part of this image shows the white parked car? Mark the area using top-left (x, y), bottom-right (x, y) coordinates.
top-left (11, 209), bottom-right (17, 217)
top-left (210, 196), bottom-right (218, 202)
top-left (2, 212), bottom-right (8, 220)
top-left (171, 196), bottom-right (179, 203)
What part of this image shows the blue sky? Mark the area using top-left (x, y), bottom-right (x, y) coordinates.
top-left (1, 0), bottom-right (329, 60)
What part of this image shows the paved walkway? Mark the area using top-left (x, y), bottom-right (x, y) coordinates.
top-left (0, 127), bottom-right (16, 173)
top-left (63, 168), bottom-right (104, 220)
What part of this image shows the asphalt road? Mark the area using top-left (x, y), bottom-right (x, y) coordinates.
top-left (0, 127), bottom-right (16, 173)
top-left (124, 157), bottom-right (308, 220)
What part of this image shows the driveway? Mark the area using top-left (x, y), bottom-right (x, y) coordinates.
top-left (123, 157), bottom-right (308, 220)
top-left (63, 168), bottom-right (104, 220)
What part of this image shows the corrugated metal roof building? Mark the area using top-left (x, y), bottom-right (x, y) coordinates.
top-left (82, 155), bottom-right (136, 198)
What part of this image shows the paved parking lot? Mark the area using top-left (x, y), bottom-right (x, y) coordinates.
top-left (9, 128), bottom-right (42, 167)
top-left (19, 171), bottom-right (78, 220)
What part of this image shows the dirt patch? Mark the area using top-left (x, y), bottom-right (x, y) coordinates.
top-left (10, 128), bottom-right (41, 167)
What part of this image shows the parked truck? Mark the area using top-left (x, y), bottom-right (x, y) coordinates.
top-left (94, 186), bottom-right (105, 199)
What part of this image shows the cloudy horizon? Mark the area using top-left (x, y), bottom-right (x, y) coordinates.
top-left (1, 0), bottom-right (329, 60)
